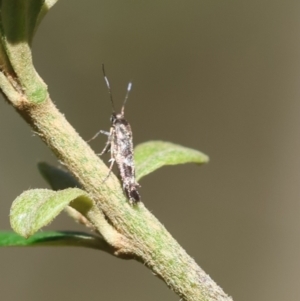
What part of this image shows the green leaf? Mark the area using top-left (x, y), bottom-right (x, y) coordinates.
top-left (10, 188), bottom-right (93, 238)
top-left (0, 231), bottom-right (107, 250)
top-left (38, 162), bottom-right (81, 190)
top-left (0, 0), bottom-right (59, 103)
top-left (135, 141), bottom-right (209, 181)
top-left (31, 0), bottom-right (60, 42)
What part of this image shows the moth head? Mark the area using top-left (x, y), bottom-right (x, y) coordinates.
top-left (110, 113), bottom-right (117, 123)
top-left (111, 113), bottom-right (125, 123)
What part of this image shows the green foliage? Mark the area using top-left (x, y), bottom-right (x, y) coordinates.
top-left (0, 3), bottom-right (229, 300)
top-left (0, 231), bottom-right (105, 250)
top-left (0, 2), bottom-right (209, 249)
top-left (135, 141), bottom-right (209, 181)
top-left (7, 140), bottom-right (208, 243)
top-left (0, 0), bottom-right (58, 103)
top-left (38, 162), bottom-right (81, 190)
top-left (10, 188), bottom-right (92, 238)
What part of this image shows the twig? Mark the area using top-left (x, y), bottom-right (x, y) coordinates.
top-left (5, 94), bottom-right (232, 301)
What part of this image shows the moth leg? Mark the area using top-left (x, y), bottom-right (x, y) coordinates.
top-left (99, 129), bottom-right (113, 155)
top-left (99, 130), bottom-right (110, 136)
top-left (102, 158), bottom-right (115, 183)
top-left (87, 130), bottom-right (110, 142)
top-left (98, 140), bottom-right (111, 155)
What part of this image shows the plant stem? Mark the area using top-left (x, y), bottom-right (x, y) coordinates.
top-left (6, 96), bottom-right (232, 301)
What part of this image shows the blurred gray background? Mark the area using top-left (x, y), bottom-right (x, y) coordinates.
top-left (0, 1), bottom-right (300, 300)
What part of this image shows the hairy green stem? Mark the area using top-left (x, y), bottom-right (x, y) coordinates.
top-left (6, 96), bottom-right (232, 301)
top-left (0, 1), bottom-right (232, 299)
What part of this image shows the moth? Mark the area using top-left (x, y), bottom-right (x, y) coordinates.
top-left (89, 65), bottom-right (141, 203)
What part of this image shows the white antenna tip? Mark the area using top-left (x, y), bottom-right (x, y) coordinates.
top-left (104, 76), bottom-right (110, 88)
top-left (127, 82), bottom-right (132, 91)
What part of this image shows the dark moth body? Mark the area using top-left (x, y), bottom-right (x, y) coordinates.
top-left (92, 65), bottom-right (141, 204)
top-left (109, 113), bottom-right (140, 203)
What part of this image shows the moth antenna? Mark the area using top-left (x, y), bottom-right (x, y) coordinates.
top-left (121, 82), bottom-right (132, 116)
top-left (102, 64), bottom-right (116, 113)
